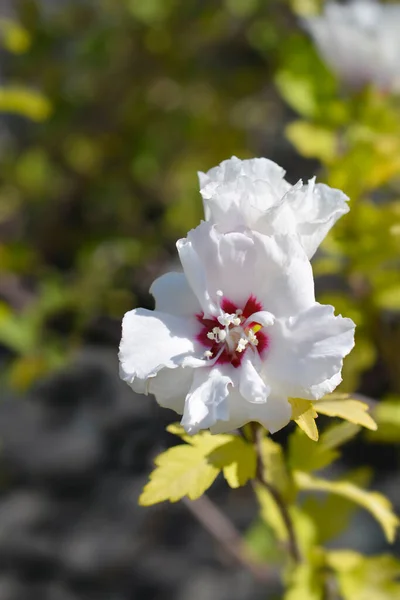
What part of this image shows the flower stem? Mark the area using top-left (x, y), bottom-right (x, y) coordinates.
top-left (251, 423), bottom-right (301, 564)
top-left (182, 494), bottom-right (274, 583)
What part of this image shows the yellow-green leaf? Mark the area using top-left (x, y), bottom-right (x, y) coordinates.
top-left (301, 468), bottom-right (372, 543)
top-left (289, 0), bottom-right (321, 16)
top-left (166, 423), bottom-right (233, 452)
top-left (0, 18), bottom-right (30, 54)
top-left (139, 444), bottom-right (219, 505)
top-left (320, 421), bottom-right (361, 450)
top-left (327, 551), bottom-right (400, 600)
top-left (166, 422), bottom-right (193, 444)
top-left (314, 396), bottom-right (377, 431)
top-left (295, 471), bottom-right (399, 543)
top-left (0, 86), bottom-right (52, 121)
top-left (275, 71), bottom-right (318, 118)
top-left (260, 437), bottom-right (295, 500)
top-left (284, 510), bottom-right (325, 600)
top-left (374, 285), bottom-right (400, 311)
top-left (290, 398), bottom-right (319, 441)
top-left (368, 397), bottom-right (400, 443)
top-left (284, 563), bottom-right (324, 600)
top-left (286, 121), bottom-right (337, 163)
top-left (290, 506), bottom-right (319, 560)
top-left (208, 437), bottom-right (256, 488)
top-left (288, 421), bottom-right (359, 473)
top-left (245, 518), bottom-right (284, 563)
top-left (254, 482), bottom-right (288, 543)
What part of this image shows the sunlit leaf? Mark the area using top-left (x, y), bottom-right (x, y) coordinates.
top-left (208, 437), bottom-right (256, 488)
top-left (368, 397), bottom-right (400, 443)
top-left (0, 18), bottom-right (30, 54)
top-left (301, 468), bottom-right (372, 543)
top-left (147, 425), bottom-right (256, 501)
top-left (289, 0), bottom-right (321, 16)
top-left (0, 302), bottom-right (36, 352)
top-left (374, 285), bottom-right (400, 311)
top-left (288, 421), bottom-right (359, 473)
top-left (166, 422), bottom-right (193, 444)
top-left (8, 354), bottom-right (57, 391)
top-left (0, 86), bottom-right (51, 121)
top-left (314, 395), bottom-right (377, 431)
top-left (284, 510), bottom-right (325, 600)
top-left (284, 563), bottom-right (324, 600)
top-left (139, 444), bottom-right (220, 505)
top-left (254, 482), bottom-right (288, 543)
top-left (260, 436), bottom-right (295, 500)
top-left (290, 398), bottom-right (319, 441)
top-left (245, 518), bottom-right (284, 563)
top-left (286, 121), bottom-right (337, 163)
top-left (295, 471), bottom-right (399, 543)
top-left (327, 551), bottom-right (400, 600)
top-left (275, 71), bottom-right (318, 118)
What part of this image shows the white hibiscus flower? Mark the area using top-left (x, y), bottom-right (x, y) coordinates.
top-left (303, 0), bottom-right (400, 92)
top-left (198, 156), bottom-right (349, 259)
top-left (119, 222), bottom-right (355, 435)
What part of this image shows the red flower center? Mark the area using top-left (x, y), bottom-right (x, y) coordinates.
top-left (196, 295), bottom-right (269, 368)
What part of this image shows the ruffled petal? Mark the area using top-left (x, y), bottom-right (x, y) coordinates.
top-left (119, 308), bottom-right (199, 383)
top-left (210, 389), bottom-right (291, 434)
top-left (239, 354), bottom-right (270, 404)
top-left (263, 303), bottom-right (355, 400)
top-left (198, 156), bottom-right (244, 194)
top-left (260, 394), bottom-right (292, 434)
top-left (148, 366), bottom-right (194, 414)
top-left (199, 156), bottom-right (290, 198)
top-left (150, 272), bottom-right (201, 317)
top-left (203, 177), bottom-right (280, 233)
top-left (289, 181), bottom-right (349, 258)
top-left (178, 222), bottom-right (258, 313)
top-left (178, 222), bottom-right (315, 318)
top-left (251, 232), bottom-right (315, 317)
top-left (303, 1), bottom-right (386, 90)
top-left (176, 230), bottom-right (215, 316)
top-left (181, 366), bottom-right (233, 434)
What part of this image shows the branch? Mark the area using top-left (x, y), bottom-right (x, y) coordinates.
top-left (252, 423), bottom-right (301, 564)
top-left (182, 494), bottom-right (274, 583)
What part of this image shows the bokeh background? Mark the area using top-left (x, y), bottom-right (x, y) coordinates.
top-left (0, 1), bottom-right (399, 599)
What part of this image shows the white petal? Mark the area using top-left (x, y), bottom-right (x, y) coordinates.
top-left (150, 272), bottom-right (201, 317)
top-left (260, 394), bottom-right (292, 434)
top-left (178, 223), bottom-right (315, 318)
top-left (239, 355), bottom-right (270, 404)
top-left (181, 367), bottom-right (233, 434)
top-left (309, 372), bottom-right (342, 399)
top-left (240, 158), bottom-right (289, 193)
top-left (119, 308), bottom-right (199, 382)
top-left (251, 233), bottom-right (315, 317)
top-left (178, 222), bottom-right (257, 312)
top-left (148, 367), bottom-right (193, 414)
top-left (246, 311), bottom-right (275, 327)
top-left (199, 156), bottom-right (290, 196)
top-left (198, 156), bottom-right (244, 194)
top-left (210, 389), bottom-right (291, 434)
top-left (302, 1), bottom-right (395, 91)
top-left (263, 303), bottom-right (355, 400)
top-left (290, 182), bottom-right (349, 258)
top-left (176, 228), bottom-right (215, 316)
top-left (203, 177), bottom-right (279, 233)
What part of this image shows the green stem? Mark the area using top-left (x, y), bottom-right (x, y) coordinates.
top-left (251, 423), bottom-right (301, 564)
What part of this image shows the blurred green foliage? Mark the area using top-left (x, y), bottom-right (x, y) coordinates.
top-left (0, 0), bottom-right (291, 387)
top-left (274, 11), bottom-right (400, 444)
